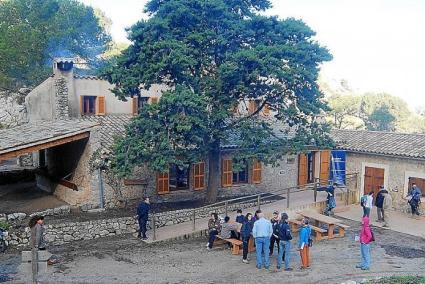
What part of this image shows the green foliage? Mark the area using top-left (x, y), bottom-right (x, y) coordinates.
top-left (101, 0), bottom-right (333, 199)
top-left (0, 0), bottom-right (111, 90)
top-left (0, 220), bottom-right (10, 230)
top-left (365, 275), bottom-right (425, 284)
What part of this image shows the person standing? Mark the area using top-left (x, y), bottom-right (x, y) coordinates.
top-left (375, 186), bottom-right (387, 222)
top-left (269, 211), bottom-right (280, 256)
top-left (325, 183), bottom-right (337, 216)
top-left (298, 218), bottom-right (312, 269)
top-left (408, 183), bottom-right (422, 218)
top-left (277, 213), bottom-right (293, 271)
top-left (382, 191), bottom-right (393, 227)
top-left (356, 216), bottom-right (373, 270)
top-left (207, 213), bottom-right (221, 250)
top-left (29, 215), bottom-right (46, 250)
top-left (252, 211), bottom-right (273, 269)
top-left (137, 197), bottom-right (150, 240)
top-left (240, 213), bottom-right (253, 264)
top-left (361, 192), bottom-right (374, 217)
top-left (235, 209), bottom-right (245, 239)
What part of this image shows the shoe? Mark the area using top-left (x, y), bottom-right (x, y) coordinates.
top-left (361, 267), bottom-right (370, 270)
top-left (285, 268), bottom-right (293, 271)
top-left (242, 259), bottom-right (249, 264)
top-left (256, 265), bottom-right (261, 269)
top-left (383, 224), bottom-right (389, 228)
top-left (276, 266), bottom-right (281, 270)
top-left (265, 266), bottom-right (270, 270)
top-left (207, 247), bottom-right (211, 251)
top-left (206, 242), bottom-right (209, 247)
top-left (356, 264), bottom-right (363, 268)
top-left (141, 237), bottom-right (148, 240)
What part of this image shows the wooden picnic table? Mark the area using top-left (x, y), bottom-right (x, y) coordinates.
top-left (298, 211), bottom-right (349, 239)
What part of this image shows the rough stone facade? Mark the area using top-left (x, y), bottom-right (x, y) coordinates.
top-left (345, 152), bottom-right (425, 213)
top-left (54, 77), bottom-right (70, 119)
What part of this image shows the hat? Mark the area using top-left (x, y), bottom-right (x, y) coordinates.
top-left (273, 211), bottom-right (279, 215)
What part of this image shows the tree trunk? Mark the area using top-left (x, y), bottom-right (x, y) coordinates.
top-left (206, 142), bottom-right (220, 203)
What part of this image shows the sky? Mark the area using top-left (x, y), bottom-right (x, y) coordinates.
top-left (80, 0), bottom-right (425, 110)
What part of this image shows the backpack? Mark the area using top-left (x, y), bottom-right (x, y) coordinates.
top-left (278, 223), bottom-right (292, 241)
top-left (360, 195), bottom-right (367, 207)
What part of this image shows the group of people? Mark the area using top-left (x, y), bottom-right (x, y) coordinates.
top-left (361, 183), bottom-right (422, 227)
top-left (207, 209), bottom-right (312, 270)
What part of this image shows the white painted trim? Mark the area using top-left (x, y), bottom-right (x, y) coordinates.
top-left (360, 162), bottom-right (389, 196)
top-left (403, 170), bottom-right (425, 197)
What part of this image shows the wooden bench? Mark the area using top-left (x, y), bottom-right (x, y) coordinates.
top-left (335, 223), bottom-right (350, 238)
top-left (215, 236), bottom-right (243, 255)
top-left (289, 219), bottom-right (328, 241)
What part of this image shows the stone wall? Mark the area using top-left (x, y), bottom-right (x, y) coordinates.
top-left (345, 152), bottom-right (425, 213)
top-left (54, 77), bottom-right (70, 119)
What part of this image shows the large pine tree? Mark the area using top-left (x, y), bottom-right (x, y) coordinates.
top-left (100, 0), bottom-right (333, 202)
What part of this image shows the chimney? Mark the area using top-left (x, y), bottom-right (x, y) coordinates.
top-left (52, 58), bottom-right (75, 119)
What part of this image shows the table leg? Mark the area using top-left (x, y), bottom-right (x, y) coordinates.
top-left (328, 224), bottom-right (335, 239)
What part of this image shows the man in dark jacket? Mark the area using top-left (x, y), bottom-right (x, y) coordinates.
top-left (269, 211), bottom-right (280, 256)
top-left (277, 213), bottom-right (293, 271)
top-left (137, 197), bottom-right (150, 240)
top-left (375, 186), bottom-right (387, 222)
top-left (240, 213), bottom-right (253, 263)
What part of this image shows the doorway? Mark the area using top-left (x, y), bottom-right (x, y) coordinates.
top-left (364, 166), bottom-right (385, 197)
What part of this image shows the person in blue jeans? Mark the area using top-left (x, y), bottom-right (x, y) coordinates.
top-left (277, 213), bottom-right (293, 271)
top-left (252, 211), bottom-right (273, 269)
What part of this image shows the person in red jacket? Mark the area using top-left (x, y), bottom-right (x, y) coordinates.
top-left (356, 216), bottom-right (373, 270)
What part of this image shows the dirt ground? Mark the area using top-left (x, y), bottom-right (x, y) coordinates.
top-left (1, 219), bottom-right (425, 284)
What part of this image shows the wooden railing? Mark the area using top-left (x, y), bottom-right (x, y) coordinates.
top-left (150, 172), bottom-right (359, 240)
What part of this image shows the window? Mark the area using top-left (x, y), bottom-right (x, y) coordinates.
top-left (149, 97), bottom-right (159, 104)
top-left (307, 152), bottom-right (315, 183)
top-left (138, 97), bottom-right (149, 110)
top-left (80, 96), bottom-right (106, 116)
top-left (169, 164), bottom-right (189, 191)
top-left (193, 162), bottom-right (205, 190)
top-left (222, 159), bottom-right (232, 187)
top-left (232, 160), bottom-right (248, 184)
top-left (248, 100), bottom-right (260, 115)
top-left (81, 96), bottom-right (96, 115)
top-left (252, 159), bottom-right (262, 184)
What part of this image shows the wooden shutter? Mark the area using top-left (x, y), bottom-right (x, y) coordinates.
top-left (252, 159), bottom-right (262, 184)
top-left (298, 154), bottom-right (308, 186)
top-left (263, 104), bottom-right (270, 116)
top-left (150, 97), bottom-right (159, 104)
top-left (319, 150), bottom-right (331, 185)
top-left (248, 100), bottom-right (256, 114)
top-left (96, 96), bottom-right (106, 115)
top-left (157, 172), bottom-right (169, 194)
top-left (193, 162), bottom-right (205, 190)
top-left (222, 159), bottom-right (232, 187)
top-left (132, 97), bottom-right (138, 115)
top-left (80, 96), bottom-right (84, 115)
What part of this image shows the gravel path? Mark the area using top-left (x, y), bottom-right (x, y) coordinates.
top-left (1, 219), bottom-right (425, 284)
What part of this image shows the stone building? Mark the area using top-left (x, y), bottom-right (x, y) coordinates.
top-left (332, 129), bottom-right (425, 212)
top-left (0, 58), bottom-right (334, 210)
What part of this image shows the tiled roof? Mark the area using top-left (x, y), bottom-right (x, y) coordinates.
top-left (80, 114), bottom-right (133, 148)
top-left (332, 129), bottom-right (425, 159)
top-left (0, 120), bottom-right (98, 154)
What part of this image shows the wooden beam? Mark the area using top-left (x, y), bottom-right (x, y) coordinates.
top-left (58, 179), bottom-right (79, 191)
top-left (0, 132), bottom-right (90, 161)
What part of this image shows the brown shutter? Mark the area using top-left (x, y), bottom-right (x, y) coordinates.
top-left (252, 159), bottom-right (262, 184)
top-left (263, 104), bottom-right (270, 116)
top-left (132, 97), bottom-right (138, 115)
top-left (222, 159), bottom-right (232, 187)
top-left (298, 154), bottom-right (308, 186)
top-left (150, 97), bottom-right (159, 104)
top-left (157, 172), bottom-right (169, 194)
top-left (193, 162), bottom-right (205, 190)
top-left (80, 96), bottom-right (84, 115)
top-left (319, 150), bottom-right (331, 185)
top-left (248, 100), bottom-right (256, 114)
top-left (96, 96), bottom-right (106, 115)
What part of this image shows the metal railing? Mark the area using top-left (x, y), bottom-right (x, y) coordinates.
top-left (151, 172), bottom-right (359, 240)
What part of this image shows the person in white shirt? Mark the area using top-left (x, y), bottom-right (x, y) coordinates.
top-left (361, 192), bottom-right (374, 217)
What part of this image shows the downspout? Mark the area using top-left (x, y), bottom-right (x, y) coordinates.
top-left (98, 169), bottom-right (105, 209)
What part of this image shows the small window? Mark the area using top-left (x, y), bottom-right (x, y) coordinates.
top-left (150, 97), bottom-right (159, 104)
top-left (169, 164), bottom-right (189, 191)
top-left (138, 97), bottom-right (149, 110)
top-left (81, 96), bottom-right (96, 115)
top-left (232, 160), bottom-right (248, 184)
top-left (307, 152), bottom-right (315, 183)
